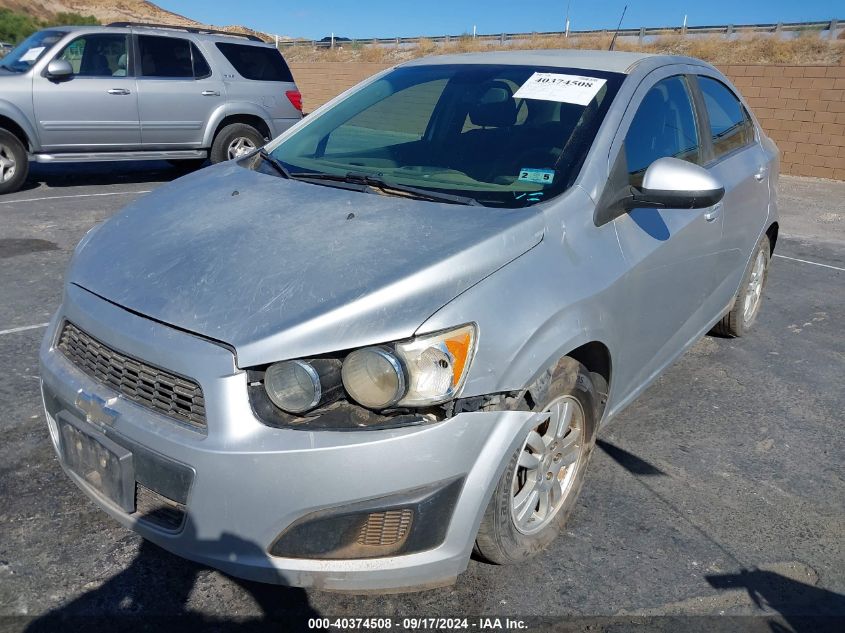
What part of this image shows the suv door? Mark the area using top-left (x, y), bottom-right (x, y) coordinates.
top-left (135, 34), bottom-right (225, 147)
top-left (693, 75), bottom-right (772, 305)
top-left (612, 73), bottom-right (725, 391)
top-left (33, 33), bottom-right (140, 150)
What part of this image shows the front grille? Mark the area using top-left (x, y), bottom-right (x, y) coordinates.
top-left (57, 321), bottom-right (206, 429)
top-left (356, 509), bottom-right (413, 547)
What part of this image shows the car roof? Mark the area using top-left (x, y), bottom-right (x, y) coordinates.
top-left (42, 24), bottom-right (272, 46)
top-left (399, 49), bottom-right (704, 74)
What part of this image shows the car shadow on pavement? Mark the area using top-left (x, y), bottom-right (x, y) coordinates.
top-left (19, 161), bottom-right (202, 192)
top-left (706, 569), bottom-right (845, 632)
top-left (596, 439), bottom-right (667, 476)
top-left (23, 516), bottom-right (321, 633)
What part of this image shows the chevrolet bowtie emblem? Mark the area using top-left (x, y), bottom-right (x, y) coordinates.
top-left (75, 390), bottom-right (119, 428)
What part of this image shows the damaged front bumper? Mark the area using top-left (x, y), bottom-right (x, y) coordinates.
top-left (39, 284), bottom-right (540, 591)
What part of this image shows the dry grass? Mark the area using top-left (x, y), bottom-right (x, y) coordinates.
top-left (281, 31), bottom-right (844, 66)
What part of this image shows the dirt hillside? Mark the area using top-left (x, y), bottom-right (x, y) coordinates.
top-left (0, 0), bottom-right (283, 40)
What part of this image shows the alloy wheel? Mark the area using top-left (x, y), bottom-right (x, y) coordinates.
top-left (227, 136), bottom-right (257, 160)
top-left (743, 249), bottom-right (767, 325)
top-left (510, 395), bottom-right (586, 535)
top-left (0, 143), bottom-right (16, 183)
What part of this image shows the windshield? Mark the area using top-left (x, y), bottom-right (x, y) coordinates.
top-left (269, 64), bottom-right (623, 207)
top-left (0, 30), bottom-right (64, 72)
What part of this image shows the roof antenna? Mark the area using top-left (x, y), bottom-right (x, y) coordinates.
top-left (609, 4), bottom-right (628, 51)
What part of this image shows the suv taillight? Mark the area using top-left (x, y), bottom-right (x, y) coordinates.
top-left (285, 90), bottom-right (303, 113)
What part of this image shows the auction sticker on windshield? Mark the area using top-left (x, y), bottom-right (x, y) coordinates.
top-left (513, 72), bottom-right (606, 105)
top-left (19, 46), bottom-right (45, 62)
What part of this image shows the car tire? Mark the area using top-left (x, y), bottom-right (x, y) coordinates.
top-left (0, 129), bottom-right (29, 195)
top-left (209, 123), bottom-right (265, 164)
top-left (711, 234), bottom-right (771, 338)
top-left (474, 357), bottom-right (598, 565)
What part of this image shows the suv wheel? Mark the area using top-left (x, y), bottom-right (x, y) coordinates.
top-left (0, 129), bottom-right (29, 195)
top-left (210, 123), bottom-right (265, 164)
top-left (474, 358), bottom-right (598, 564)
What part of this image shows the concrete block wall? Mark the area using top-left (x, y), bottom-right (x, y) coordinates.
top-left (723, 64), bottom-right (845, 180)
top-left (288, 61), bottom-right (845, 180)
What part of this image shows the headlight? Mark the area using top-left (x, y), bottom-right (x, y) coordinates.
top-left (264, 359), bottom-right (341, 414)
top-left (341, 346), bottom-right (406, 409)
top-left (341, 324), bottom-right (477, 409)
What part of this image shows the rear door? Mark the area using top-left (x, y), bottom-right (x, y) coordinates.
top-left (33, 32), bottom-right (140, 150)
top-left (135, 34), bottom-right (225, 147)
top-left (692, 75), bottom-right (772, 305)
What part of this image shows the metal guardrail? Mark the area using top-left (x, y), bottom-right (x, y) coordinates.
top-left (277, 19), bottom-right (842, 48)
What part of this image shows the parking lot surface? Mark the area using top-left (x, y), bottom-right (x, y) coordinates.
top-left (0, 163), bottom-right (843, 631)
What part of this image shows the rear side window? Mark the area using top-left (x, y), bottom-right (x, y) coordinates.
top-left (625, 76), bottom-right (701, 186)
top-left (215, 43), bottom-right (293, 82)
top-left (139, 35), bottom-right (193, 78)
top-left (191, 43), bottom-right (211, 78)
top-left (698, 76), bottom-right (755, 160)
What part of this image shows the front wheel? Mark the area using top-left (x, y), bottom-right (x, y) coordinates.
top-left (474, 358), bottom-right (598, 565)
top-left (0, 129), bottom-right (29, 195)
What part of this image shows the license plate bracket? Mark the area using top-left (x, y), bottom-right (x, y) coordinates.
top-left (59, 416), bottom-right (135, 513)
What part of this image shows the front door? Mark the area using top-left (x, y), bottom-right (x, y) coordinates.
top-left (135, 35), bottom-right (225, 148)
top-left (33, 33), bottom-right (140, 151)
top-left (612, 72), bottom-right (725, 393)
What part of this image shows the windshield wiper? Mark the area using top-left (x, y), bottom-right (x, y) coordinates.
top-left (256, 148), bottom-right (291, 179)
top-left (288, 171), bottom-right (480, 206)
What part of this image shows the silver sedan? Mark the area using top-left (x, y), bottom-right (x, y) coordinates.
top-left (40, 50), bottom-right (778, 591)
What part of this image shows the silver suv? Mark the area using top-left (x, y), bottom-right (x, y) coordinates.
top-left (0, 23), bottom-right (302, 193)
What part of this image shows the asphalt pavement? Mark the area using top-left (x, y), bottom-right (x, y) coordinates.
top-left (0, 162), bottom-right (842, 632)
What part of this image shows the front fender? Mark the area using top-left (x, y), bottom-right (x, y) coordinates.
top-left (415, 187), bottom-right (626, 418)
top-left (0, 99), bottom-right (40, 152)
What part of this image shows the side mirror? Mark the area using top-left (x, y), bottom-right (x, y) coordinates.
top-left (45, 59), bottom-right (73, 79)
top-left (626, 157), bottom-right (725, 210)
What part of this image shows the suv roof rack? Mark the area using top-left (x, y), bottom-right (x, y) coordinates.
top-left (107, 22), bottom-right (265, 42)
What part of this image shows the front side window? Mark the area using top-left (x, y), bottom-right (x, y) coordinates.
top-left (138, 35), bottom-right (193, 78)
top-left (57, 34), bottom-right (128, 77)
top-left (0, 30), bottom-right (63, 72)
top-left (269, 64), bottom-right (624, 207)
top-left (698, 76), bottom-right (755, 160)
top-left (625, 76), bottom-right (701, 186)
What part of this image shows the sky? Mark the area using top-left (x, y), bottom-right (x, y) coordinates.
top-left (156, 0), bottom-right (841, 40)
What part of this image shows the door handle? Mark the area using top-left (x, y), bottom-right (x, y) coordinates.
top-left (201, 90), bottom-right (220, 96)
top-left (754, 166), bottom-right (768, 182)
top-left (704, 202), bottom-right (722, 222)
top-left (107, 88), bottom-right (131, 95)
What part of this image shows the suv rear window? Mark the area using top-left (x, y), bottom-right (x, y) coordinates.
top-left (215, 43), bottom-right (293, 82)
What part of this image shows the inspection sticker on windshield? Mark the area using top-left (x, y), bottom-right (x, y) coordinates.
top-left (518, 168), bottom-right (555, 185)
top-left (18, 47), bottom-right (45, 62)
top-left (513, 72), bottom-right (606, 105)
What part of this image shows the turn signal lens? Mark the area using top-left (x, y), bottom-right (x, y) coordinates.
top-left (395, 324), bottom-right (476, 406)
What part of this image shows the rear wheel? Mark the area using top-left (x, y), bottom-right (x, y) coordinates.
top-left (0, 129), bottom-right (29, 195)
top-left (474, 358), bottom-right (598, 564)
top-left (711, 235), bottom-right (771, 337)
top-left (209, 123), bottom-right (265, 164)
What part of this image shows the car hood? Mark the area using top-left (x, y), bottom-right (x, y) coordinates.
top-left (68, 162), bottom-right (545, 367)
